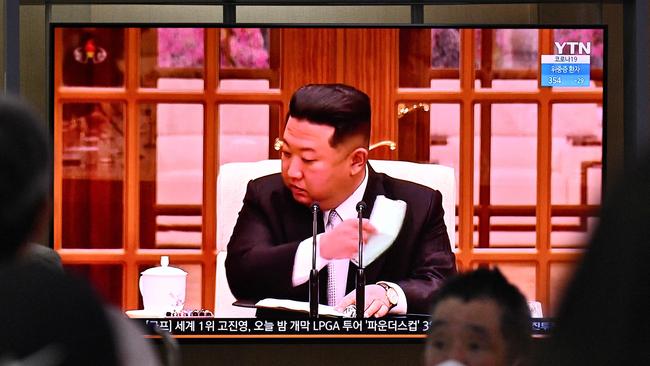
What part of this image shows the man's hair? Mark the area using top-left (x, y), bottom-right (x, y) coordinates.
top-left (430, 268), bottom-right (531, 365)
top-left (0, 97), bottom-right (51, 262)
top-left (287, 83), bottom-right (371, 147)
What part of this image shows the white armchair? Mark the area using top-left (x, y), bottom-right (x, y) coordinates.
top-left (214, 159), bottom-right (456, 317)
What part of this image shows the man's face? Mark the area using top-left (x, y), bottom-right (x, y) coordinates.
top-left (280, 117), bottom-right (364, 210)
top-left (424, 297), bottom-right (510, 366)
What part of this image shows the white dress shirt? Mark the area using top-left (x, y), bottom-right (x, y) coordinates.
top-left (291, 166), bottom-right (407, 314)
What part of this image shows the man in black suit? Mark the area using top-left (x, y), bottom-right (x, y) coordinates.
top-left (225, 84), bottom-right (456, 317)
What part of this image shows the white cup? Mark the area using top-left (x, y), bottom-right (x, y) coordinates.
top-left (139, 256), bottom-right (187, 315)
top-left (527, 300), bottom-right (543, 318)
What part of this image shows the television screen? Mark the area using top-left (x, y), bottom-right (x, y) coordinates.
top-left (51, 25), bottom-right (604, 338)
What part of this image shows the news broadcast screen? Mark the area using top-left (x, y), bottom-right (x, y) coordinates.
top-left (52, 25), bottom-right (604, 338)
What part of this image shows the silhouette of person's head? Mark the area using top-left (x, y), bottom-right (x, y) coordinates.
top-left (539, 155), bottom-right (650, 365)
top-left (424, 268), bottom-right (531, 366)
top-left (0, 97), bottom-right (118, 365)
top-left (0, 96), bottom-right (51, 263)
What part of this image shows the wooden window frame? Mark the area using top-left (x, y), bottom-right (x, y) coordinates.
top-left (53, 27), bottom-right (283, 311)
top-left (396, 29), bottom-right (603, 314)
top-left (54, 27), bottom-right (603, 315)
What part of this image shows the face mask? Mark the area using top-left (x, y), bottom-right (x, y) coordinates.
top-left (435, 360), bottom-right (467, 366)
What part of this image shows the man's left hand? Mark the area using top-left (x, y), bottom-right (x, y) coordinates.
top-left (335, 284), bottom-right (393, 318)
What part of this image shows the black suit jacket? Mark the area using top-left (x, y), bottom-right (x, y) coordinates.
top-left (225, 164), bottom-right (457, 314)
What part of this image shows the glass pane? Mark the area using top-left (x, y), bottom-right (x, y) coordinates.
top-left (469, 103), bottom-right (481, 208)
top-left (549, 262), bottom-right (578, 316)
top-left (425, 103), bottom-right (480, 247)
top-left (218, 80), bottom-right (277, 165)
top-left (490, 104), bottom-right (538, 204)
top-left (484, 103), bottom-right (538, 247)
top-left (179, 264), bottom-right (202, 310)
top-left (428, 103), bottom-right (466, 248)
top-left (429, 104), bottom-right (460, 168)
top-left (430, 29), bottom-right (482, 69)
top-left (139, 103), bottom-right (204, 249)
top-left (431, 29), bottom-right (460, 68)
top-left (429, 79), bottom-right (459, 91)
top-left (476, 30), bottom-right (538, 90)
top-left (400, 29), bottom-right (483, 90)
top-left (399, 29), bottom-right (452, 89)
top-left (484, 79), bottom-right (538, 91)
top-left (550, 103), bottom-right (602, 247)
top-left (65, 264), bottom-right (123, 307)
top-left (141, 28), bottom-right (205, 89)
top-left (493, 29), bottom-right (538, 70)
top-left (218, 29), bottom-right (280, 89)
top-left (220, 28), bottom-right (270, 69)
top-left (218, 78), bottom-right (271, 93)
top-left (61, 103), bottom-right (124, 249)
top-left (401, 29), bottom-right (514, 90)
top-left (473, 28), bottom-right (485, 69)
top-left (61, 28), bottom-right (125, 87)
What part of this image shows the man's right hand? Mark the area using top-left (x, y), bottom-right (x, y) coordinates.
top-left (319, 218), bottom-right (376, 260)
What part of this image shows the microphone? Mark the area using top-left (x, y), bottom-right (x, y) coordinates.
top-left (309, 202), bottom-right (320, 319)
top-left (355, 201), bottom-right (366, 319)
top-left (356, 201), bottom-right (367, 213)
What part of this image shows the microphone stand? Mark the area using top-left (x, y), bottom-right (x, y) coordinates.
top-left (309, 202), bottom-right (320, 319)
top-left (356, 201), bottom-right (366, 319)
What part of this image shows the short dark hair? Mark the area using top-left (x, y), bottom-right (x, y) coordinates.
top-left (287, 83), bottom-right (371, 147)
top-left (0, 97), bottom-right (51, 261)
top-left (430, 268), bottom-right (531, 365)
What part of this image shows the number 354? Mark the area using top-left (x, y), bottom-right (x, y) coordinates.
top-left (548, 76), bottom-right (562, 84)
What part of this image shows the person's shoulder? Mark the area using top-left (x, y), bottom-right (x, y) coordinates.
top-left (0, 261), bottom-right (98, 307)
top-left (248, 172), bottom-right (285, 193)
top-left (0, 261), bottom-right (119, 364)
top-left (22, 243), bottom-right (63, 271)
top-left (242, 173), bottom-right (286, 199)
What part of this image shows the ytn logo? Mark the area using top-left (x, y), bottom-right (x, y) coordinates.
top-left (554, 41), bottom-right (591, 55)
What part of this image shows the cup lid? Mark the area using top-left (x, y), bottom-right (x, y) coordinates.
top-left (141, 256), bottom-right (187, 276)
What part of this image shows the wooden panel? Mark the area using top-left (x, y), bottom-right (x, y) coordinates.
top-left (124, 28), bottom-right (141, 310)
top-left (398, 108), bottom-right (430, 162)
top-left (399, 29), bottom-right (432, 88)
top-left (53, 28), bottom-right (63, 251)
top-left (457, 29), bottom-right (477, 270)
top-left (281, 28), bottom-right (338, 96)
top-left (341, 28), bottom-right (399, 160)
top-left (203, 27), bottom-right (219, 311)
top-left (398, 29), bottom-right (432, 162)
